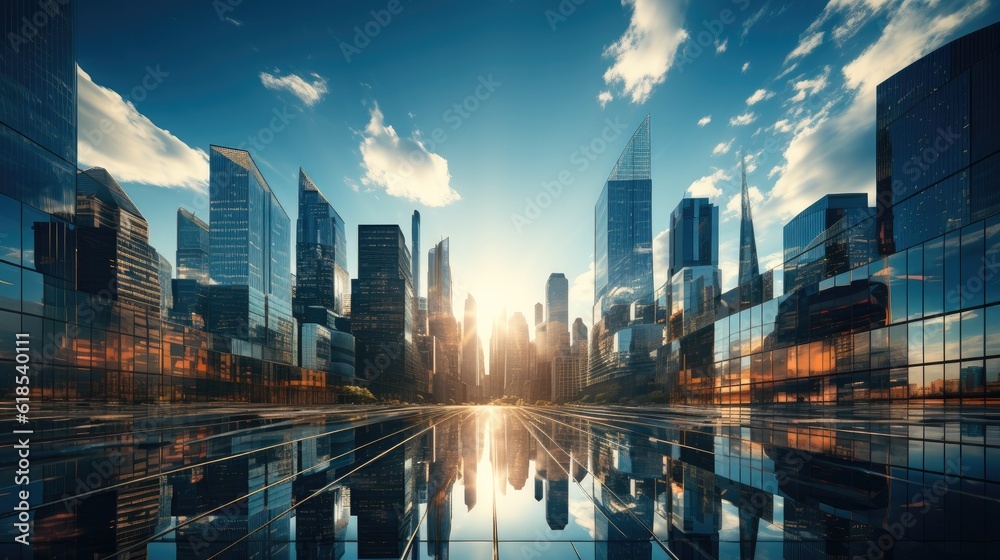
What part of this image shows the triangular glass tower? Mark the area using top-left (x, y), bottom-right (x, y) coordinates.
top-left (738, 153), bottom-right (761, 306)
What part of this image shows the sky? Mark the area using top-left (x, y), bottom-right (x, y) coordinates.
top-left (77, 0), bottom-right (1000, 346)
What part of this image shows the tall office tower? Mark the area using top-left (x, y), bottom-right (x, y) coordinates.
top-left (0, 0), bottom-right (77, 323)
top-left (506, 312), bottom-right (531, 399)
top-left (533, 301), bottom-right (550, 401)
top-left (667, 198), bottom-right (721, 341)
top-left (554, 316), bottom-right (589, 401)
top-left (737, 154), bottom-right (762, 307)
top-left (351, 225), bottom-right (416, 399)
top-left (427, 238), bottom-right (453, 317)
top-left (172, 209), bottom-right (210, 327)
top-left (208, 145), bottom-right (294, 364)
top-left (157, 251), bottom-right (173, 317)
top-left (76, 168), bottom-right (161, 313)
top-left (176, 208), bottom-right (210, 281)
top-left (489, 309), bottom-right (508, 398)
top-left (461, 294), bottom-right (480, 388)
top-left (412, 211), bottom-right (428, 336)
top-left (545, 273), bottom-right (569, 346)
top-left (783, 194), bottom-right (875, 294)
top-left (590, 116), bottom-right (657, 397)
top-left (295, 168), bottom-right (349, 318)
top-left (427, 237), bottom-right (460, 402)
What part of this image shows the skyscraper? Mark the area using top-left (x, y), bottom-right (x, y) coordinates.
top-left (427, 238), bottom-right (453, 318)
top-left (738, 154), bottom-right (761, 307)
top-left (207, 145), bottom-right (294, 364)
top-left (295, 168), bottom-right (349, 318)
top-left (76, 167), bottom-right (161, 313)
top-left (594, 114), bottom-right (654, 321)
top-left (666, 198), bottom-right (721, 341)
top-left (412, 210), bottom-right (427, 336)
top-left (461, 294), bottom-right (480, 389)
top-left (590, 115), bottom-right (657, 397)
top-left (506, 312), bottom-right (531, 399)
top-left (157, 251), bottom-right (172, 317)
top-left (176, 208), bottom-right (210, 282)
top-left (351, 225), bottom-right (416, 399)
top-left (172, 208), bottom-right (210, 328)
top-left (489, 309), bottom-right (508, 399)
top-left (545, 273), bottom-right (569, 345)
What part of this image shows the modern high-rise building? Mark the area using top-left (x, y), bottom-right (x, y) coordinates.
top-left (594, 114), bottom-right (654, 320)
top-left (669, 198), bottom-right (719, 277)
top-left (737, 154), bottom-right (762, 307)
top-left (782, 194), bottom-right (875, 294)
top-left (545, 273), bottom-right (569, 344)
top-left (428, 238), bottom-right (453, 318)
top-left (294, 168), bottom-right (349, 318)
top-left (505, 312), bottom-right (531, 399)
top-left (172, 208), bottom-right (210, 328)
top-left (351, 225), bottom-right (416, 399)
top-left (489, 309), bottom-right (508, 398)
top-left (412, 210), bottom-right (421, 301)
top-left (207, 145), bottom-right (294, 364)
top-left (157, 251), bottom-right (172, 317)
top-left (589, 115), bottom-right (657, 397)
top-left (461, 294), bottom-right (480, 388)
top-left (176, 208), bottom-right (210, 282)
top-left (665, 198), bottom-right (721, 341)
top-left (76, 167), bottom-right (161, 313)
top-left (0, 0), bottom-right (77, 314)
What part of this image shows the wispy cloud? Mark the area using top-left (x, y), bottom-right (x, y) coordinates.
top-left (789, 65), bottom-right (831, 102)
top-left (697, 115), bottom-right (712, 126)
top-left (259, 70), bottom-right (329, 107)
top-left (687, 168), bottom-right (731, 199)
top-left (712, 138), bottom-right (735, 156)
top-left (601, 0), bottom-right (689, 104)
top-left (598, 91), bottom-right (614, 108)
top-left (785, 31), bottom-right (824, 63)
top-left (741, 61), bottom-right (750, 73)
top-left (358, 103), bottom-right (460, 207)
top-left (746, 88), bottom-right (775, 105)
top-left (715, 37), bottom-right (728, 54)
top-left (729, 111), bottom-right (756, 126)
top-left (77, 66), bottom-right (208, 192)
top-left (740, 4), bottom-right (768, 44)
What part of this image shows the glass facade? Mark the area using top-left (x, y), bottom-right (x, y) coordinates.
top-left (351, 225), bottom-right (417, 400)
top-left (659, 23), bottom-right (1000, 405)
top-left (294, 168), bottom-right (348, 318)
top-left (738, 156), bottom-right (763, 307)
top-left (590, 115), bottom-right (655, 397)
top-left (208, 145), bottom-right (294, 364)
top-left (427, 237), bottom-right (452, 318)
top-left (783, 193), bottom-right (876, 294)
top-left (669, 198), bottom-right (718, 277)
top-left (76, 168), bottom-right (161, 314)
top-left (176, 208), bottom-right (209, 282)
top-left (156, 250), bottom-right (171, 317)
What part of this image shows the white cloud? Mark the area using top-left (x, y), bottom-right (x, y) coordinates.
top-left (653, 228), bottom-right (669, 287)
top-left (687, 168), bottom-right (731, 199)
top-left (570, 261), bottom-right (595, 318)
top-left (598, 91), bottom-right (614, 108)
top-left (740, 5), bottom-right (768, 44)
top-left (785, 31), bottom-right (824, 62)
top-left (773, 119), bottom-right (793, 133)
top-left (741, 61), bottom-right (750, 73)
top-left (358, 103), bottom-right (460, 207)
top-left (729, 111), bottom-right (756, 126)
top-left (77, 66), bottom-right (208, 192)
top-left (724, 184), bottom-right (763, 221)
top-left (809, 0), bottom-right (897, 46)
top-left (259, 71), bottom-right (328, 107)
top-left (715, 37), bottom-right (728, 54)
top-left (697, 115), bottom-right (712, 126)
top-left (746, 89), bottom-right (775, 106)
top-left (789, 65), bottom-right (831, 102)
top-left (712, 138), bottom-right (734, 156)
top-left (602, 0), bottom-right (689, 104)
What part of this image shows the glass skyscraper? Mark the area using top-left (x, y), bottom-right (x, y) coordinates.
top-left (589, 115), bottom-right (656, 397)
top-left (664, 198), bottom-right (721, 341)
top-left (176, 208), bottom-right (209, 282)
top-left (76, 167), bottom-right (161, 313)
top-left (545, 273), bottom-right (569, 343)
top-left (669, 198), bottom-right (719, 277)
top-left (428, 237), bottom-right (453, 318)
top-left (737, 155), bottom-right (763, 307)
top-left (351, 225), bottom-right (416, 399)
top-left (208, 145), bottom-right (294, 364)
top-left (295, 168), bottom-right (348, 318)
top-left (656, 22), bottom-right (1000, 405)
top-left (782, 193), bottom-right (875, 294)
top-left (594, 114), bottom-right (653, 320)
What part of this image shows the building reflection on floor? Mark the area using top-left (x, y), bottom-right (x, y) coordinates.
top-left (0, 404), bottom-right (997, 559)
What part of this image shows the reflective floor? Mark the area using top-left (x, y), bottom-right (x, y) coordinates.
top-left (2, 404), bottom-right (1000, 559)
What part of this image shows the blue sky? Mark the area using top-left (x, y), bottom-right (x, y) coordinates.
top-left (77, 0), bottom-right (1000, 335)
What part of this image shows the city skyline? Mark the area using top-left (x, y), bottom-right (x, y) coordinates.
top-left (74, 1), bottom-right (1000, 338)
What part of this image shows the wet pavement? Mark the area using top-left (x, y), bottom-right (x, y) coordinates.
top-left (2, 404), bottom-right (999, 559)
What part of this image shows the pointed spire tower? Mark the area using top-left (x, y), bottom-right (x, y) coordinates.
top-left (738, 152), bottom-right (761, 296)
